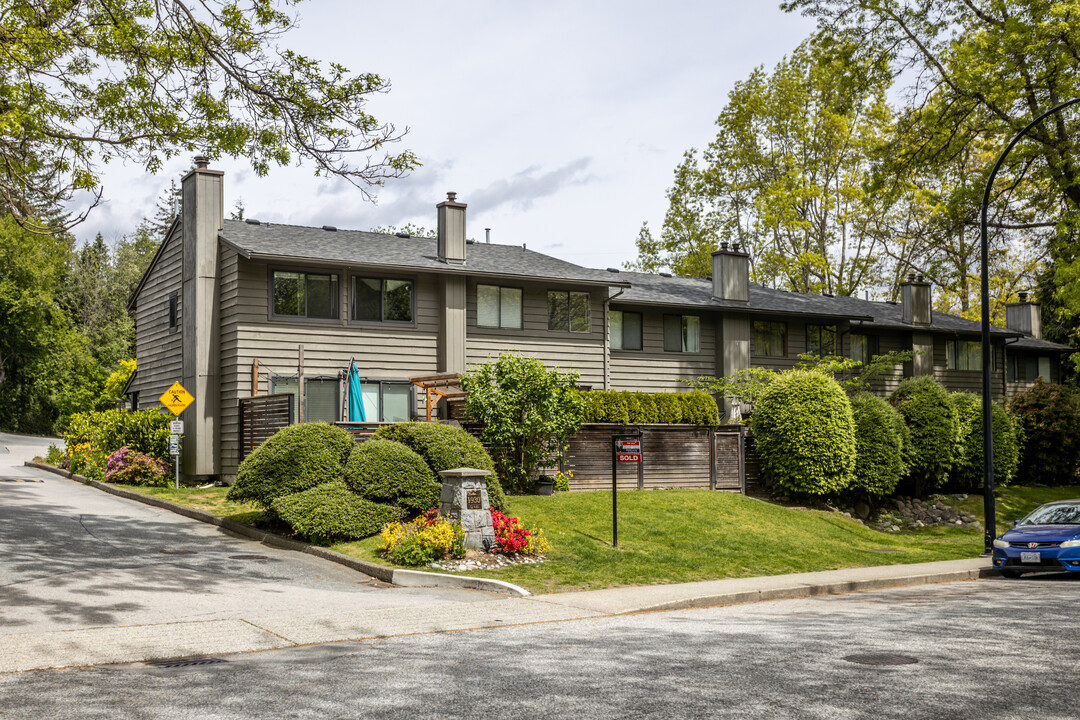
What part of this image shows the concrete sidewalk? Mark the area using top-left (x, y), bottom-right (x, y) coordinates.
top-left (0, 556), bottom-right (992, 674)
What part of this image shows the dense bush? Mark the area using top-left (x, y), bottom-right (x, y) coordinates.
top-left (582, 390), bottom-right (630, 424)
top-left (105, 446), bottom-right (170, 486)
top-left (64, 442), bottom-right (109, 481)
top-left (677, 390), bottom-right (721, 426)
top-left (1009, 379), bottom-right (1080, 486)
top-left (620, 392), bottom-right (642, 423)
top-left (372, 421), bottom-right (505, 511)
top-left (227, 422), bottom-right (356, 508)
top-left (948, 393), bottom-right (1020, 491)
top-left (752, 370), bottom-right (856, 495)
top-left (848, 393), bottom-right (907, 498)
top-left (634, 392), bottom-right (659, 423)
top-left (271, 481), bottom-right (402, 545)
top-left (343, 438), bottom-right (441, 514)
top-left (889, 377), bottom-right (959, 495)
top-left (653, 393), bottom-right (683, 424)
top-left (64, 408), bottom-right (170, 460)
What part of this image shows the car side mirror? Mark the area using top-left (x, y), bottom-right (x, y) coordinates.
top-left (1013, 519), bottom-right (1019, 527)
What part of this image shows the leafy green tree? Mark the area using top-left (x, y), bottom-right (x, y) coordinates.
top-left (460, 353), bottom-right (586, 493)
top-left (0, 0), bottom-right (418, 230)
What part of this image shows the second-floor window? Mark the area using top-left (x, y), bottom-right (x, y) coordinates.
top-left (272, 271), bottom-right (339, 319)
top-left (610, 310), bottom-right (643, 350)
top-left (663, 314), bottom-right (700, 353)
top-left (477, 284), bottom-right (523, 329)
top-left (806, 324), bottom-right (837, 356)
top-left (548, 290), bottom-right (591, 333)
top-left (351, 277), bottom-right (413, 323)
top-left (754, 321), bottom-right (787, 357)
top-left (946, 339), bottom-right (982, 371)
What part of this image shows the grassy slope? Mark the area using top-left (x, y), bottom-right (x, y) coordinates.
top-left (333, 490), bottom-right (980, 594)
top-left (113, 482), bottom-right (1080, 595)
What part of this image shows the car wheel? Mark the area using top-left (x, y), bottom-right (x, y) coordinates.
top-left (1000, 569), bottom-right (1023, 579)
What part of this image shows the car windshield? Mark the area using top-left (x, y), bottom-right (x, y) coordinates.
top-left (1020, 503), bottom-right (1080, 526)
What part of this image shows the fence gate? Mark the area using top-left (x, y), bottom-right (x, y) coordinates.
top-left (239, 393), bottom-right (294, 460)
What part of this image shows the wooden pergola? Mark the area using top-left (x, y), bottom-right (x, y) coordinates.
top-left (409, 373), bottom-right (465, 422)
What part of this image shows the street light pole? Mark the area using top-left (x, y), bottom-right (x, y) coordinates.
top-left (979, 97), bottom-right (1080, 555)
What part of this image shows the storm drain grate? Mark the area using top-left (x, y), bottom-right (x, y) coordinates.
top-left (147, 657), bottom-right (227, 669)
top-left (844, 653), bottom-right (918, 666)
top-left (229, 554), bottom-right (269, 560)
top-left (0, 477), bottom-right (43, 483)
top-left (159, 549), bottom-right (197, 555)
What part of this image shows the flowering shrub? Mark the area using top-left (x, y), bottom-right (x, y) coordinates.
top-left (552, 470), bottom-right (573, 493)
top-left (378, 513), bottom-right (466, 567)
top-left (64, 442), bottom-right (109, 481)
top-left (490, 509), bottom-right (532, 554)
top-left (105, 446), bottom-right (170, 487)
top-left (525, 525), bottom-right (552, 555)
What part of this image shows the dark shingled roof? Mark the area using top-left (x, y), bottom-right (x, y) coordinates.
top-left (219, 219), bottom-right (630, 288)
top-left (615, 271), bottom-right (1073, 351)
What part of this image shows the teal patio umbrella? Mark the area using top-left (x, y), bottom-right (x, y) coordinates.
top-left (348, 361), bottom-right (366, 422)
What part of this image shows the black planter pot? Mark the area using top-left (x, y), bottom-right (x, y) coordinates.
top-left (534, 479), bottom-right (555, 496)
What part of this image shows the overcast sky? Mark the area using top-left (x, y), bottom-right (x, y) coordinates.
top-left (75, 1), bottom-right (816, 269)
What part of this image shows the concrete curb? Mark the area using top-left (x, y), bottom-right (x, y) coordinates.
top-left (23, 461), bottom-right (530, 597)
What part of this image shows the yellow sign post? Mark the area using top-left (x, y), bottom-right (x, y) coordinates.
top-left (159, 382), bottom-right (194, 416)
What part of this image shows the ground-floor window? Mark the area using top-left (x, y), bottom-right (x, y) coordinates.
top-left (849, 333), bottom-right (878, 365)
top-left (270, 376), bottom-right (340, 423)
top-left (805, 324), bottom-right (837, 357)
top-left (945, 339), bottom-right (982, 371)
top-left (358, 381), bottom-right (413, 422)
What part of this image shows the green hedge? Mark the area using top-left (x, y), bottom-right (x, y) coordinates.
top-left (343, 438), bottom-right (441, 514)
top-left (848, 392), bottom-right (907, 498)
top-left (752, 370), bottom-right (856, 496)
top-left (227, 422), bottom-right (355, 508)
top-left (578, 390), bottom-right (718, 425)
top-left (950, 393), bottom-right (1020, 491)
top-left (889, 377), bottom-right (959, 496)
top-left (271, 481), bottom-right (402, 545)
top-left (1009, 379), bottom-right (1080, 486)
top-left (63, 408), bottom-right (170, 460)
top-left (371, 421), bottom-right (506, 511)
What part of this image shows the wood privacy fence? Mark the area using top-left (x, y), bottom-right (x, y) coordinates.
top-left (561, 424), bottom-right (745, 493)
top-left (238, 393), bottom-right (294, 460)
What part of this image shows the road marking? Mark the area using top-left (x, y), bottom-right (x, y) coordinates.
top-left (0, 477), bottom-right (44, 483)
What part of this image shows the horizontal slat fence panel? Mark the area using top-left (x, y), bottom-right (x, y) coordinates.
top-left (336, 422), bottom-right (395, 443)
top-left (239, 394), bottom-right (294, 460)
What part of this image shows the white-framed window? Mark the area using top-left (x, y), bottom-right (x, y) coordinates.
top-left (663, 314), bottom-right (700, 353)
top-left (477, 284), bottom-right (523, 329)
top-left (610, 310), bottom-right (643, 350)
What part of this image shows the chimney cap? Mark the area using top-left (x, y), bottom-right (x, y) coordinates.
top-left (194, 155), bottom-right (210, 169)
top-left (1018, 291), bottom-right (1029, 302)
top-left (446, 191), bottom-right (457, 202)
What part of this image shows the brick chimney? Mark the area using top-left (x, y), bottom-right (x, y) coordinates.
top-left (711, 242), bottom-right (749, 303)
top-left (901, 273), bottom-right (932, 326)
top-left (437, 191), bottom-right (467, 264)
top-left (1006, 292), bottom-right (1042, 339)
top-left (180, 155), bottom-right (224, 482)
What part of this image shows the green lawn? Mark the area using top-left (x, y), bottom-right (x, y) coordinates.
top-left (115, 484), bottom-right (263, 524)
top-left (332, 490), bottom-right (982, 594)
top-left (113, 481), bottom-right (1080, 595)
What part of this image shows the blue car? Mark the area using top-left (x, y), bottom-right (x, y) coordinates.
top-left (992, 499), bottom-right (1080, 578)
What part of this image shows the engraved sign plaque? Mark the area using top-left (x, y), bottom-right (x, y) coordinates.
top-left (466, 490), bottom-right (482, 510)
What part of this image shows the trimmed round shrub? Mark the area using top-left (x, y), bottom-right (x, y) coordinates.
top-left (848, 392), bottom-right (907, 498)
top-left (948, 393), bottom-right (1020, 491)
top-left (343, 438), bottom-right (441, 514)
top-left (271, 481), bottom-right (402, 545)
top-left (752, 370), bottom-right (856, 495)
top-left (1009, 379), bottom-right (1080, 486)
top-left (635, 392), bottom-right (659, 423)
top-left (677, 390), bottom-right (721, 426)
top-left (105, 446), bottom-right (170, 487)
top-left (889, 377), bottom-right (959, 496)
top-left (227, 422), bottom-right (356, 508)
top-left (653, 393), bottom-right (683, 424)
top-left (371, 421), bottom-right (506, 511)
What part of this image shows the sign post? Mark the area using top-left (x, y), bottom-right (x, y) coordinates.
top-left (159, 382), bottom-right (194, 489)
top-left (611, 432), bottom-right (644, 548)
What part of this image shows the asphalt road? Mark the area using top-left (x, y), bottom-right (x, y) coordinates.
top-left (0, 576), bottom-right (1076, 719)
top-left (0, 435), bottom-right (499, 638)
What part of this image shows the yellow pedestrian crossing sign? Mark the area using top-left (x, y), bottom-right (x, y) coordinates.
top-left (159, 382), bottom-right (194, 416)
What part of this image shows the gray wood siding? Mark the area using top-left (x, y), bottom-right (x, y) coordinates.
top-left (465, 281), bottom-right (605, 386)
top-left (216, 258), bottom-right (442, 477)
top-left (608, 306), bottom-right (716, 392)
top-left (932, 338), bottom-right (1006, 400)
top-left (131, 224), bottom-right (183, 408)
